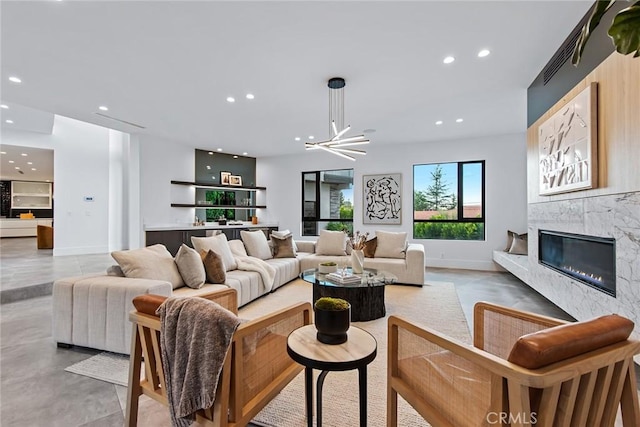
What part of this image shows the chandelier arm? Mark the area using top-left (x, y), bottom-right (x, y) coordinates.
top-left (332, 147), bottom-right (367, 155)
top-left (331, 125), bottom-right (351, 141)
top-left (316, 144), bottom-right (355, 161)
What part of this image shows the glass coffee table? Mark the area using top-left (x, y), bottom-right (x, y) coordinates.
top-left (301, 268), bottom-right (396, 321)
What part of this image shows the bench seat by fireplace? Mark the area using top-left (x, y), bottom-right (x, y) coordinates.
top-left (493, 250), bottom-right (529, 284)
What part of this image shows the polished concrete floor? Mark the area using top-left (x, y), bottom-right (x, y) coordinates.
top-left (0, 242), bottom-right (636, 426)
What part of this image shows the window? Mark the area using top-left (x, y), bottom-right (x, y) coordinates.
top-left (413, 161), bottom-right (485, 240)
top-left (302, 169), bottom-right (354, 236)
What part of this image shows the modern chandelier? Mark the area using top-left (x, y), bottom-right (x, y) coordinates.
top-left (305, 77), bottom-right (370, 161)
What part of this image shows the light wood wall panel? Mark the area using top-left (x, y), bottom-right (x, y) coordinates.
top-left (528, 52), bottom-right (640, 204)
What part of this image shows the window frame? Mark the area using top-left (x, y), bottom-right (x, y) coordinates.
top-left (412, 160), bottom-right (485, 240)
top-left (301, 169), bottom-right (354, 236)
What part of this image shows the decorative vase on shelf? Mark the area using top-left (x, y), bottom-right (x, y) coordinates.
top-left (351, 249), bottom-right (364, 274)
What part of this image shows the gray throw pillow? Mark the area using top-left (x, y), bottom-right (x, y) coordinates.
top-left (174, 244), bottom-right (206, 289)
top-left (508, 233), bottom-right (528, 255)
top-left (272, 234), bottom-right (296, 258)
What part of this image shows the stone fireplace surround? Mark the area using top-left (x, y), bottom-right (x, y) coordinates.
top-left (527, 192), bottom-right (640, 348)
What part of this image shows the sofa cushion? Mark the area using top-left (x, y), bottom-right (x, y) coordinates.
top-left (508, 314), bottom-right (634, 369)
top-left (111, 244), bottom-right (185, 289)
top-left (375, 231), bottom-right (407, 259)
top-left (272, 234), bottom-right (296, 258)
top-left (201, 250), bottom-right (227, 284)
top-left (241, 230), bottom-right (273, 260)
top-left (315, 230), bottom-right (347, 256)
top-left (363, 237), bottom-right (377, 258)
top-left (228, 239), bottom-right (248, 257)
top-left (175, 244), bottom-right (206, 289)
top-left (191, 234), bottom-right (237, 272)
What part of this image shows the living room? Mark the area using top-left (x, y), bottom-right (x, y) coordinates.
top-left (1, 1), bottom-right (639, 426)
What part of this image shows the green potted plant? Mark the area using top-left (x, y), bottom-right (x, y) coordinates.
top-left (314, 297), bottom-right (350, 344)
top-left (318, 261), bottom-right (338, 274)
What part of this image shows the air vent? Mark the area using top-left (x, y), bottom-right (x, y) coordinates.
top-left (543, 28), bottom-right (582, 85)
top-left (93, 112), bottom-right (146, 129)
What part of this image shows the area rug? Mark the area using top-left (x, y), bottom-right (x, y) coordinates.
top-left (64, 351), bottom-right (130, 386)
top-left (63, 279), bottom-right (470, 426)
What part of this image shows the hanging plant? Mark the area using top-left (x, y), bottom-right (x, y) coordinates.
top-left (572, 0), bottom-right (640, 65)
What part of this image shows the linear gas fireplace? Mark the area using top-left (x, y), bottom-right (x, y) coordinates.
top-left (538, 230), bottom-right (616, 297)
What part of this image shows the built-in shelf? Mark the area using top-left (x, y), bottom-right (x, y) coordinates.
top-left (171, 180), bottom-right (266, 191)
top-left (171, 204), bottom-right (267, 209)
top-left (11, 181), bottom-right (52, 209)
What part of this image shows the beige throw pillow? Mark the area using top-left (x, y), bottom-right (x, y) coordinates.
top-left (111, 244), bottom-right (184, 289)
top-left (200, 250), bottom-right (227, 284)
top-left (241, 230), bottom-right (273, 260)
top-left (228, 239), bottom-right (248, 257)
top-left (315, 230), bottom-right (347, 256)
top-left (191, 234), bottom-right (237, 272)
top-left (272, 234), bottom-right (296, 258)
top-left (174, 244), bottom-right (206, 289)
top-left (374, 230), bottom-right (407, 259)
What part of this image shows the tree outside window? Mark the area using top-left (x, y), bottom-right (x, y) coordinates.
top-left (413, 161), bottom-right (485, 240)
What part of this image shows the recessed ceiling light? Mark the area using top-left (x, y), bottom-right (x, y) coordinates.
top-left (443, 56), bottom-right (455, 64)
top-left (8, 76), bottom-right (22, 83)
top-left (0, 151), bottom-right (6, 154)
top-left (5, 119), bottom-right (14, 124)
top-left (217, 148), bottom-right (223, 152)
top-left (21, 153), bottom-right (28, 156)
top-left (242, 152), bottom-right (248, 155)
top-left (206, 165), bottom-right (211, 170)
top-left (246, 94), bottom-right (254, 100)
top-left (295, 137), bottom-right (301, 141)
top-left (31, 168), bottom-right (37, 171)
top-left (27, 161), bottom-right (33, 165)
top-left (456, 118), bottom-right (464, 123)
top-left (233, 155), bottom-right (238, 159)
top-left (308, 136), bottom-right (315, 140)
top-left (435, 120), bottom-right (443, 125)
top-left (0, 104), bottom-right (8, 109)
top-left (14, 166), bottom-right (20, 170)
top-left (478, 49), bottom-right (491, 58)
top-left (226, 97), bottom-right (235, 103)
top-left (208, 151), bottom-right (214, 155)
top-left (98, 105), bottom-right (109, 111)
top-left (8, 160), bottom-right (14, 163)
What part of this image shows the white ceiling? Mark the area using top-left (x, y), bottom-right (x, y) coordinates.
top-left (0, 144), bottom-right (54, 182)
top-left (0, 1), bottom-right (593, 158)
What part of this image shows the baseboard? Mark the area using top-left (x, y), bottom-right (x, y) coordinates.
top-left (53, 246), bottom-right (109, 256)
top-left (1, 282), bottom-right (53, 304)
top-left (426, 258), bottom-right (498, 271)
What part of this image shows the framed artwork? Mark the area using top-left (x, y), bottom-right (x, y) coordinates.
top-left (538, 82), bottom-right (598, 195)
top-left (363, 173), bottom-right (402, 224)
top-left (229, 175), bottom-right (242, 186)
top-left (220, 171), bottom-right (231, 185)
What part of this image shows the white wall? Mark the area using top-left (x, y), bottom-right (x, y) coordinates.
top-left (258, 133), bottom-right (528, 270)
top-left (138, 134), bottom-right (195, 228)
top-left (51, 116), bottom-right (111, 255)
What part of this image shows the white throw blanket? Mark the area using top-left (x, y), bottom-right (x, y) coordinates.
top-left (234, 255), bottom-right (276, 292)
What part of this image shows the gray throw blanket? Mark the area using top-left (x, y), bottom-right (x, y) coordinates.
top-left (157, 297), bottom-right (240, 427)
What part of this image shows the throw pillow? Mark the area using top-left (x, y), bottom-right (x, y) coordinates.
top-left (505, 230), bottom-right (527, 252)
top-left (315, 230), bottom-right (347, 256)
top-left (200, 250), bottom-right (227, 284)
top-left (508, 233), bottom-right (528, 255)
top-left (111, 244), bottom-right (184, 289)
top-left (272, 234), bottom-right (296, 258)
top-left (271, 229), bottom-right (299, 252)
top-left (106, 265), bottom-right (125, 277)
top-left (241, 230), bottom-right (273, 260)
top-left (375, 230), bottom-right (407, 259)
top-left (363, 237), bottom-right (378, 258)
top-left (174, 244), bottom-right (206, 289)
top-left (191, 234), bottom-right (237, 272)
top-left (228, 239), bottom-right (248, 257)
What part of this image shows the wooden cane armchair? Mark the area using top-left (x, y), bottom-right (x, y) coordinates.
top-left (388, 302), bottom-right (640, 427)
top-left (125, 288), bottom-right (312, 427)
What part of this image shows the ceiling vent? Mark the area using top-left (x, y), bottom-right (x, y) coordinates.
top-left (93, 112), bottom-right (146, 129)
top-left (543, 28), bottom-right (582, 85)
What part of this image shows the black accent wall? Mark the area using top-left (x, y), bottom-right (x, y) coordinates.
top-left (194, 150), bottom-right (256, 186)
top-left (527, 1), bottom-right (628, 126)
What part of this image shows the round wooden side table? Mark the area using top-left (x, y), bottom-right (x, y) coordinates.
top-left (287, 324), bottom-right (377, 427)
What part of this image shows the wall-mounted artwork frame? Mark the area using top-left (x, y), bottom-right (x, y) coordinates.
top-left (229, 175), bottom-right (242, 186)
top-left (220, 171), bottom-right (231, 185)
top-left (363, 173), bottom-right (402, 224)
top-left (538, 82), bottom-right (598, 195)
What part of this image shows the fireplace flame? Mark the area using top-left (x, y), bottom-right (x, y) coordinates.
top-left (562, 265), bottom-right (603, 284)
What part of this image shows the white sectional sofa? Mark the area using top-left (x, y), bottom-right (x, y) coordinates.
top-left (53, 233), bottom-right (425, 354)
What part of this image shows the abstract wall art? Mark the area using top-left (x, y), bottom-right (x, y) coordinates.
top-left (363, 173), bottom-right (402, 224)
top-left (538, 82), bottom-right (598, 195)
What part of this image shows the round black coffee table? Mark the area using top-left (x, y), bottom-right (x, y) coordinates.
top-left (301, 268), bottom-right (396, 321)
